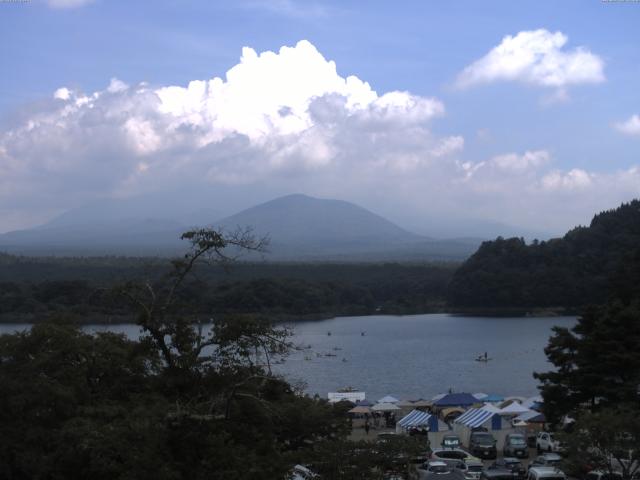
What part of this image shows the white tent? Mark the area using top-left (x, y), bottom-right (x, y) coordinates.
top-left (473, 392), bottom-right (488, 400)
top-left (372, 402), bottom-right (400, 412)
top-left (500, 402), bottom-right (532, 415)
top-left (378, 395), bottom-right (400, 403)
top-left (522, 396), bottom-right (543, 409)
top-left (481, 403), bottom-right (503, 414)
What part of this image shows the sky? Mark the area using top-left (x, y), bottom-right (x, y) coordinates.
top-left (0, 0), bottom-right (639, 236)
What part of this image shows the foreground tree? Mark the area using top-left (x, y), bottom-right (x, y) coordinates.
top-left (0, 228), bottom-right (351, 479)
top-left (560, 407), bottom-right (640, 480)
top-left (534, 300), bottom-right (640, 425)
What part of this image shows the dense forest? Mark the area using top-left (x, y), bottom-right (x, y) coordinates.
top-left (448, 200), bottom-right (640, 312)
top-left (0, 254), bottom-right (455, 323)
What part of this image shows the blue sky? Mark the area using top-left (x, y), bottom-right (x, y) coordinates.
top-left (0, 0), bottom-right (639, 235)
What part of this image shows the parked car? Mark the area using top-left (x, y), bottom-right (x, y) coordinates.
top-left (529, 453), bottom-right (563, 471)
top-left (431, 448), bottom-right (481, 466)
top-left (504, 433), bottom-right (529, 458)
top-left (527, 466), bottom-right (566, 480)
top-left (422, 461), bottom-right (453, 475)
top-left (469, 431), bottom-right (497, 459)
top-left (490, 458), bottom-right (526, 479)
top-left (481, 470), bottom-right (518, 480)
top-left (584, 471), bottom-right (623, 480)
top-left (453, 459), bottom-right (484, 480)
top-left (416, 462), bottom-right (464, 480)
top-left (442, 435), bottom-right (462, 450)
top-left (536, 432), bottom-right (564, 453)
top-left (289, 464), bottom-right (319, 480)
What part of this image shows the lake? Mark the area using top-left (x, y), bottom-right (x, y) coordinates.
top-left (0, 314), bottom-right (575, 402)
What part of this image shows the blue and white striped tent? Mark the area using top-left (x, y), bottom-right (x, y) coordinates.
top-left (454, 408), bottom-right (502, 430)
top-left (397, 409), bottom-right (440, 431)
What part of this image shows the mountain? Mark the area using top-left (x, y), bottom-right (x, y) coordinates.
top-left (0, 193), bottom-right (481, 260)
top-left (448, 199), bottom-right (640, 311)
top-left (215, 194), bottom-right (418, 252)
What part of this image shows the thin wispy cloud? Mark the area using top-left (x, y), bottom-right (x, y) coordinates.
top-left (243, 0), bottom-right (330, 18)
top-left (46, 0), bottom-right (95, 9)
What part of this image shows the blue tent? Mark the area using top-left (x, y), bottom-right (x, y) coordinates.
top-left (433, 393), bottom-right (478, 407)
top-left (483, 394), bottom-right (505, 403)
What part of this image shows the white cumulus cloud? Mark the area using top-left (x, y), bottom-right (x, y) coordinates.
top-left (456, 29), bottom-right (605, 91)
top-left (0, 40), bottom-right (637, 236)
top-left (614, 114), bottom-right (640, 137)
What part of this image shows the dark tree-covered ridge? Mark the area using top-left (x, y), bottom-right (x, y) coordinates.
top-left (448, 199), bottom-right (640, 311)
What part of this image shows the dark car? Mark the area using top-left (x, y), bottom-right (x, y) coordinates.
top-left (528, 453), bottom-right (563, 471)
top-left (490, 458), bottom-right (526, 479)
top-left (469, 432), bottom-right (497, 459)
top-left (503, 433), bottom-right (528, 458)
top-left (481, 470), bottom-right (517, 480)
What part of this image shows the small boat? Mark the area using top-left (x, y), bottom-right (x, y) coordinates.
top-left (475, 352), bottom-right (492, 362)
top-left (304, 356), bottom-right (312, 361)
top-left (324, 353), bottom-right (337, 357)
top-left (361, 331), bottom-right (366, 336)
top-left (333, 347), bottom-right (342, 351)
top-left (327, 331), bottom-right (332, 336)
top-left (342, 358), bottom-right (348, 362)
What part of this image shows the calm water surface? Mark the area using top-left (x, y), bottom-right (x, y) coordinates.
top-left (0, 314), bottom-right (575, 402)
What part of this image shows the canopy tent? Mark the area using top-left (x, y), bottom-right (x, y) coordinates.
top-left (431, 393), bottom-right (446, 401)
top-left (396, 400), bottom-right (415, 408)
top-left (481, 403), bottom-right (502, 414)
top-left (500, 402), bottom-right (532, 415)
top-left (378, 395), bottom-right (400, 404)
top-left (372, 402), bottom-right (401, 412)
top-left (473, 393), bottom-right (488, 400)
top-left (433, 393), bottom-right (478, 408)
top-left (349, 406), bottom-right (372, 414)
top-left (454, 408), bottom-right (498, 429)
top-left (522, 396), bottom-right (543, 410)
top-left (397, 409), bottom-right (447, 433)
top-left (483, 394), bottom-right (505, 403)
top-left (398, 410), bottom-right (432, 428)
top-left (355, 399), bottom-right (373, 406)
top-left (515, 410), bottom-right (546, 424)
top-left (441, 407), bottom-right (465, 419)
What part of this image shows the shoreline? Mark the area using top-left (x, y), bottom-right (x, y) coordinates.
top-left (0, 306), bottom-right (579, 325)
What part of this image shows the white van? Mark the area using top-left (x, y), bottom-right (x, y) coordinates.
top-left (527, 467), bottom-right (566, 480)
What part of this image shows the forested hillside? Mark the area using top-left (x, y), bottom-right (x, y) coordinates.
top-left (0, 256), bottom-right (455, 323)
top-left (448, 200), bottom-right (640, 311)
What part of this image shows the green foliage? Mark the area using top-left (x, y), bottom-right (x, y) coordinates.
top-left (309, 436), bottom-right (427, 480)
top-left (449, 200), bottom-right (640, 310)
top-left (559, 407), bottom-right (640, 480)
top-left (535, 300), bottom-right (640, 425)
top-left (0, 259), bottom-right (455, 323)
top-left (0, 228), bottom-right (353, 478)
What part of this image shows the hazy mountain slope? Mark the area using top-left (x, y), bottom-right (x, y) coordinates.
top-left (216, 194), bottom-right (423, 250)
top-left (0, 193), bottom-right (480, 260)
